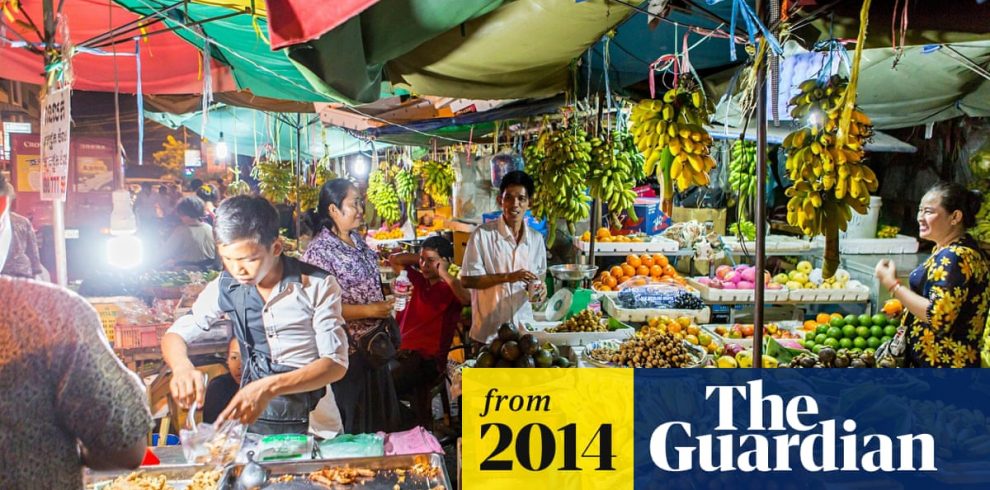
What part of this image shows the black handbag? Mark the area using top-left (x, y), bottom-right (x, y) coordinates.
top-left (356, 316), bottom-right (401, 369)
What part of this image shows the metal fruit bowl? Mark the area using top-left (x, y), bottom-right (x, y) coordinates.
top-left (548, 264), bottom-right (599, 281)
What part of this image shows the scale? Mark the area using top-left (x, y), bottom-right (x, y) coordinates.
top-left (544, 264), bottom-right (598, 321)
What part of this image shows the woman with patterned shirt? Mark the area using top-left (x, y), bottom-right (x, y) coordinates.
top-left (876, 182), bottom-right (990, 367)
top-left (302, 179), bottom-right (402, 433)
top-left (0, 181), bottom-right (44, 279)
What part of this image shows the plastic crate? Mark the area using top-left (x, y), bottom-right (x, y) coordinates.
top-left (87, 296), bottom-right (143, 344)
top-left (115, 323), bottom-right (170, 350)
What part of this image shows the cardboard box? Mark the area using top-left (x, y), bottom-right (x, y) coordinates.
top-left (622, 198), bottom-right (672, 235)
top-left (671, 206), bottom-right (728, 235)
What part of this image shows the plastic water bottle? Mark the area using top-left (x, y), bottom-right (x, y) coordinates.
top-left (392, 270), bottom-right (413, 311)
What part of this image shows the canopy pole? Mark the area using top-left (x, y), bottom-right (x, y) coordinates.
top-left (42, 0), bottom-right (67, 286)
top-left (752, 0), bottom-right (770, 370)
top-left (295, 113), bottom-right (303, 239)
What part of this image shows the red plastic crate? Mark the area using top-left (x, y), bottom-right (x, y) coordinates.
top-left (114, 323), bottom-right (170, 350)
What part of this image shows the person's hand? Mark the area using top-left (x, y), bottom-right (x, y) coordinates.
top-left (368, 299), bottom-right (396, 318)
top-left (436, 258), bottom-right (451, 279)
top-left (875, 259), bottom-right (898, 290)
top-left (533, 280), bottom-right (548, 302)
top-left (507, 269), bottom-right (538, 284)
top-left (216, 377), bottom-right (275, 426)
top-left (170, 367), bottom-right (206, 409)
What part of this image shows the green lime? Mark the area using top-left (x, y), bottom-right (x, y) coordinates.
top-left (881, 335), bottom-right (893, 344)
top-left (870, 326), bottom-right (884, 338)
top-left (813, 344), bottom-right (824, 354)
top-left (818, 324), bottom-right (831, 336)
top-left (853, 337), bottom-right (868, 349)
top-left (854, 326), bottom-right (870, 338)
top-left (805, 340), bottom-right (816, 351)
top-left (871, 314), bottom-right (888, 326)
top-left (827, 327), bottom-right (844, 340)
top-left (829, 317), bottom-right (845, 329)
top-left (824, 338), bottom-right (840, 348)
top-left (883, 325), bottom-right (898, 337)
top-left (815, 334), bottom-right (828, 345)
top-left (839, 338), bottom-right (854, 349)
top-left (858, 314), bottom-right (873, 327)
top-left (888, 318), bottom-right (901, 327)
top-left (844, 314), bottom-right (859, 327)
top-left (867, 337), bottom-right (882, 349)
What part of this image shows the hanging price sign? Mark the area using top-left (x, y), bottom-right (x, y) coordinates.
top-left (40, 87), bottom-right (71, 201)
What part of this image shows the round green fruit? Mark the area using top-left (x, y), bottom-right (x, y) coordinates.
top-left (870, 326), bottom-right (884, 338)
top-left (824, 338), bottom-right (840, 349)
top-left (858, 314), bottom-right (873, 327)
top-left (830, 317), bottom-right (846, 329)
top-left (844, 315), bottom-right (858, 327)
top-left (883, 325), bottom-right (898, 337)
top-left (871, 314), bottom-right (888, 326)
top-left (815, 334), bottom-right (828, 344)
top-left (867, 337), bottom-right (882, 349)
top-left (827, 327), bottom-right (844, 340)
top-left (853, 337), bottom-right (868, 349)
top-left (839, 338), bottom-right (854, 349)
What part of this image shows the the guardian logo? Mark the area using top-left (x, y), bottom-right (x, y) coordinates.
top-left (650, 380), bottom-right (937, 472)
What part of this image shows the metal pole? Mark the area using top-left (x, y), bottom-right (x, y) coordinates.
top-left (42, 0), bottom-right (67, 287)
top-left (753, 0), bottom-right (769, 370)
top-left (295, 113), bottom-right (302, 239)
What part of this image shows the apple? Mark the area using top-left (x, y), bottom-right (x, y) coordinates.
top-left (773, 273), bottom-right (789, 285)
top-left (724, 270), bottom-right (737, 282)
top-left (789, 271), bottom-right (809, 284)
top-left (696, 277), bottom-right (711, 285)
top-left (716, 265), bottom-right (733, 280)
top-left (710, 279), bottom-right (724, 289)
top-left (737, 280), bottom-right (755, 289)
top-left (785, 280), bottom-right (804, 290)
top-left (767, 283), bottom-right (783, 290)
top-left (716, 355), bottom-right (739, 368)
top-left (741, 268), bottom-right (757, 283)
top-left (764, 271), bottom-right (772, 285)
top-left (736, 350), bottom-right (754, 368)
top-left (796, 261), bottom-right (813, 274)
top-left (722, 282), bottom-right (738, 289)
top-left (723, 343), bottom-right (744, 357)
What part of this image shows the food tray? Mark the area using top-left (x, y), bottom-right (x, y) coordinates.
top-left (786, 281), bottom-right (870, 303)
top-left (522, 320), bottom-right (636, 346)
top-left (685, 277), bottom-right (790, 303)
top-left (582, 339), bottom-right (708, 368)
top-left (712, 321), bottom-right (807, 347)
top-left (722, 235), bottom-right (814, 253)
top-left (219, 453), bottom-right (451, 490)
top-left (85, 464), bottom-right (220, 490)
top-left (602, 296), bottom-right (710, 324)
top-left (576, 237), bottom-right (680, 254)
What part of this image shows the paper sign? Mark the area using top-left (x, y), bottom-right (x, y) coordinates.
top-left (40, 87), bottom-right (71, 201)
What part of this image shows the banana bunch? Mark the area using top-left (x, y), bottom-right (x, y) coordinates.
top-left (629, 85), bottom-right (716, 191)
top-left (526, 128), bottom-right (593, 245)
top-left (615, 130), bottom-right (646, 182)
top-left (295, 163), bottom-right (339, 212)
top-left (589, 132), bottom-right (640, 224)
top-left (729, 219), bottom-right (757, 240)
top-left (225, 180), bottom-right (251, 198)
top-left (367, 165), bottom-right (402, 225)
top-left (412, 159), bottom-right (455, 206)
top-left (252, 159), bottom-right (294, 204)
top-left (783, 75), bottom-right (877, 277)
top-left (395, 168), bottom-right (418, 204)
top-left (728, 141), bottom-right (758, 199)
top-left (971, 200), bottom-right (990, 242)
top-left (876, 225), bottom-right (900, 239)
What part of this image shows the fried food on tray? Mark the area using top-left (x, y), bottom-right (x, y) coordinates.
top-left (107, 472), bottom-right (173, 490)
top-left (309, 467), bottom-right (376, 486)
top-left (187, 469), bottom-right (222, 490)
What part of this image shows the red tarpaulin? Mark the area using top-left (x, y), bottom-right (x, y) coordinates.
top-left (265, 0), bottom-right (379, 50)
top-left (0, 0), bottom-right (235, 94)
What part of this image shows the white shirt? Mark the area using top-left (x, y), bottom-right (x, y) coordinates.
top-left (462, 218), bottom-right (547, 342)
top-left (168, 259), bottom-right (349, 438)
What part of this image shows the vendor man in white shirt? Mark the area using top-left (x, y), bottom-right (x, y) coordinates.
top-left (461, 170), bottom-right (548, 344)
top-left (162, 195), bottom-right (349, 437)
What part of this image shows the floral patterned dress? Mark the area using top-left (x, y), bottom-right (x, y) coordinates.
top-left (904, 234), bottom-right (990, 367)
top-left (302, 228), bottom-right (403, 433)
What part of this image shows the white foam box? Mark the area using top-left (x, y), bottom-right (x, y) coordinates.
top-left (686, 277), bottom-right (790, 303)
top-left (722, 235), bottom-right (814, 253)
top-left (812, 235), bottom-right (919, 255)
top-left (602, 296), bottom-right (711, 324)
top-left (576, 236), bottom-right (680, 254)
top-left (786, 280), bottom-right (870, 303)
top-left (522, 320), bottom-right (636, 347)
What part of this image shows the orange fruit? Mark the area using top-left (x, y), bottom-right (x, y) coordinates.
top-left (668, 323), bottom-right (683, 335)
top-left (815, 313), bottom-right (832, 325)
top-left (663, 265), bottom-right (677, 277)
top-left (609, 266), bottom-right (623, 277)
top-left (580, 231), bottom-right (591, 242)
top-left (656, 255), bottom-right (670, 268)
top-left (621, 264), bottom-right (636, 277)
top-left (604, 276), bottom-right (618, 288)
top-left (596, 227), bottom-right (610, 239)
top-left (636, 265), bottom-right (650, 276)
top-left (650, 264), bottom-right (663, 277)
top-left (598, 285), bottom-right (612, 292)
top-left (641, 254), bottom-right (654, 267)
top-left (632, 278), bottom-right (648, 286)
top-left (592, 281), bottom-right (602, 290)
top-left (627, 254), bottom-right (642, 268)
top-left (600, 271), bottom-right (612, 281)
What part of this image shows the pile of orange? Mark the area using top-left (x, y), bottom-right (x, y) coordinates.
top-left (579, 227), bottom-right (644, 243)
top-left (591, 253), bottom-right (684, 291)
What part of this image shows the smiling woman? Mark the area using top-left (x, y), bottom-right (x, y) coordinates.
top-left (875, 182), bottom-right (990, 367)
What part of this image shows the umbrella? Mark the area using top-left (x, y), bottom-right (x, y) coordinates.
top-left (0, 0), bottom-right (236, 94)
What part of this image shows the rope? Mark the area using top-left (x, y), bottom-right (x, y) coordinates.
top-left (135, 38), bottom-right (144, 165)
top-left (769, 0), bottom-right (780, 125)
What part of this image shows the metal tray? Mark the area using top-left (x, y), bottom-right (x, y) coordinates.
top-left (85, 464), bottom-right (223, 490)
top-left (219, 453), bottom-right (450, 490)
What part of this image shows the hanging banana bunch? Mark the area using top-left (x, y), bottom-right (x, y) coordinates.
top-left (523, 135), bottom-right (548, 218)
top-left (783, 75), bottom-right (877, 277)
top-left (728, 140), bottom-right (758, 201)
top-left (292, 159), bottom-right (338, 212)
top-left (395, 168), bottom-right (418, 204)
top-left (630, 82), bottom-right (716, 192)
top-left (367, 163), bottom-right (402, 225)
top-left (526, 127), bottom-right (593, 246)
top-left (589, 131), bottom-right (639, 225)
top-left (412, 159), bottom-right (455, 206)
top-left (252, 159), bottom-right (293, 204)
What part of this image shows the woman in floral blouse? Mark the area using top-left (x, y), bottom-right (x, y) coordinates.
top-left (302, 179), bottom-right (402, 433)
top-left (876, 182), bottom-right (990, 367)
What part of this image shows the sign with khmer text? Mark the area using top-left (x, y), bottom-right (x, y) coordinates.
top-left (40, 87), bottom-right (71, 201)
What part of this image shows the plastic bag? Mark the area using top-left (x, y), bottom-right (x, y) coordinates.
top-left (180, 420), bottom-right (247, 466)
top-left (616, 282), bottom-right (702, 309)
top-left (319, 433), bottom-right (385, 459)
top-left (257, 433), bottom-right (315, 462)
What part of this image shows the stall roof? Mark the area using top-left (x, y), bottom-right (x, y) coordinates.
top-left (706, 123), bottom-right (917, 154)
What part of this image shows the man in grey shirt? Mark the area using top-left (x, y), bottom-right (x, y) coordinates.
top-left (162, 196), bottom-right (216, 269)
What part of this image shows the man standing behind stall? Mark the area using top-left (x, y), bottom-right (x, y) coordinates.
top-left (162, 195), bottom-right (349, 436)
top-left (461, 171), bottom-right (547, 344)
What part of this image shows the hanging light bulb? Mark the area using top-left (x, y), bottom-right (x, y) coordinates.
top-left (352, 153), bottom-right (370, 177)
top-left (215, 132), bottom-right (229, 161)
